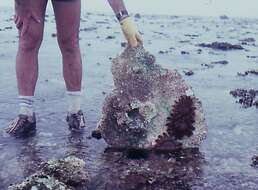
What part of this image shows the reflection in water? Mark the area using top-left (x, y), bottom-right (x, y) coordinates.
top-left (1, 128), bottom-right (205, 189)
top-left (0, 134), bottom-right (43, 188)
top-left (66, 131), bottom-right (89, 159)
top-left (16, 135), bottom-right (43, 177)
top-left (89, 148), bottom-right (205, 190)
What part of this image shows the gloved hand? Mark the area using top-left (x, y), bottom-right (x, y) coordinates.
top-left (120, 17), bottom-right (143, 47)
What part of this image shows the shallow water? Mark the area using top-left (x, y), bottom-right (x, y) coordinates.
top-left (1, 8), bottom-right (258, 189)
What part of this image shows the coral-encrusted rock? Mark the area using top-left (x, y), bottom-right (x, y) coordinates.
top-left (94, 46), bottom-right (207, 150)
top-left (8, 156), bottom-right (89, 190)
top-left (198, 42), bottom-right (244, 50)
top-left (230, 89), bottom-right (258, 108)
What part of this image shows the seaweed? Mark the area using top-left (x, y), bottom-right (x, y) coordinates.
top-left (153, 96), bottom-right (196, 150)
top-left (166, 95), bottom-right (196, 140)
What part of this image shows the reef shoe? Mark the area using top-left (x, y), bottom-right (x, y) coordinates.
top-left (66, 110), bottom-right (86, 132)
top-left (6, 113), bottom-right (36, 137)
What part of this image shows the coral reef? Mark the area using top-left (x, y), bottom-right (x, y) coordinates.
top-left (91, 148), bottom-right (204, 190)
top-left (230, 89), bottom-right (258, 108)
top-left (8, 156), bottom-right (89, 190)
top-left (237, 70), bottom-right (258, 77)
top-left (198, 42), bottom-right (244, 50)
top-left (93, 46), bottom-right (207, 150)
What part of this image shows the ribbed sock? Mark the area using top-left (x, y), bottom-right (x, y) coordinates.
top-left (19, 96), bottom-right (34, 116)
top-left (67, 91), bottom-right (82, 114)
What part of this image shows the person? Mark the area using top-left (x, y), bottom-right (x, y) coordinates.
top-left (6, 0), bottom-right (142, 136)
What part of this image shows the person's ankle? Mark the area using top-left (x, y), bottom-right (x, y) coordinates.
top-left (67, 91), bottom-right (82, 114)
top-left (19, 95), bottom-right (34, 117)
top-left (19, 107), bottom-right (34, 116)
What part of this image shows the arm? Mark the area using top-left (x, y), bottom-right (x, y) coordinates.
top-left (107, 0), bottom-right (127, 15)
top-left (107, 0), bottom-right (143, 47)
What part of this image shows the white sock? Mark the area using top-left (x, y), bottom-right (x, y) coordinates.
top-left (67, 91), bottom-right (82, 114)
top-left (19, 96), bottom-right (34, 116)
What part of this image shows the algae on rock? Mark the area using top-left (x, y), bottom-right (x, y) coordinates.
top-left (94, 46), bottom-right (207, 150)
top-left (9, 156), bottom-right (89, 190)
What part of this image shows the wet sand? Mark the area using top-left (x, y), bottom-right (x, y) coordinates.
top-left (1, 7), bottom-right (258, 190)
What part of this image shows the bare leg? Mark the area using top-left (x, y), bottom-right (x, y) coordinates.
top-left (52, 0), bottom-right (82, 91)
top-left (52, 0), bottom-right (86, 131)
top-left (16, 0), bottom-right (48, 96)
top-left (6, 0), bottom-right (48, 136)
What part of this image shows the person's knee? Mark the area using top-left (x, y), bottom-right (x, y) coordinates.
top-left (19, 28), bottom-right (43, 52)
top-left (58, 34), bottom-right (80, 55)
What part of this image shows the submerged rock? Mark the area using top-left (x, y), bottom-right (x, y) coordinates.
top-left (211, 60), bottom-right (229, 65)
top-left (91, 148), bottom-right (204, 190)
top-left (219, 15), bottom-right (229, 20)
top-left (198, 42), bottom-right (244, 50)
top-left (9, 156), bottom-right (89, 190)
top-left (93, 46), bottom-right (207, 150)
top-left (240, 37), bottom-right (256, 45)
top-left (252, 155), bottom-right (258, 167)
top-left (184, 70), bottom-right (194, 76)
top-left (237, 70), bottom-right (258, 77)
top-left (134, 13), bottom-right (141, 19)
top-left (230, 89), bottom-right (258, 108)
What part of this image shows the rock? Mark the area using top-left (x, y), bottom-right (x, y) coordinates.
top-left (92, 148), bottom-right (204, 190)
top-left (179, 40), bottom-right (191, 44)
top-left (96, 21), bottom-right (109, 25)
top-left (92, 130), bottom-right (102, 140)
top-left (121, 42), bottom-right (128, 48)
top-left (252, 155), bottom-right (258, 167)
top-left (158, 50), bottom-right (169, 54)
top-left (4, 26), bottom-right (12, 30)
top-left (220, 15), bottom-right (229, 20)
top-left (181, 51), bottom-right (190, 55)
top-left (237, 70), bottom-right (258, 77)
top-left (198, 42), bottom-right (244, 50)
top-left (184, 34), bottom-right (199, 38)
top-left (197, 49), bottom-right (202, 54)
top-left (93, 46), bottom-right (207, 150)
top-left (9, 156), bottom-right (89, 190)
top-left (247, 55), bottom-right (258, 59)
top-left (211, 60), bottom-right (229, 65)
top-left (184, 70), bottom-right (194, 76)
top-left (80, 27), bottom-right (97, 32)
top-left (106, 35), bottom-right (116, 40)
top-left (135, 13), bottom-right (141, 19)
top-left (240, 37), bottom-right (256, 45)
top-left (201, 64), bottom-right (214, 69)
top-left (230, 89), bottom-right (258, 108)
top-left (240, 38), bottom-right (256, 43)
top-left (51, 33), bottom-right (57, 38)
top-left (201, 60), bottom-right (228, 69)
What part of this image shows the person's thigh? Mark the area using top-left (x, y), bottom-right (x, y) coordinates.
top-left (51, 0), bottom-right (81, 48)
top-left (17, 0), bottom-right (48, 48)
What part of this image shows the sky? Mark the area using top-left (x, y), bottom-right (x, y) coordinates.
top-left (1, 0), bottom-right (258, 18)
